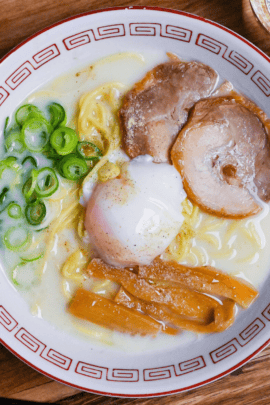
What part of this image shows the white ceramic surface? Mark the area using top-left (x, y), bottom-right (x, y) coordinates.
top-left (1, 6), bottom-right (270, 397)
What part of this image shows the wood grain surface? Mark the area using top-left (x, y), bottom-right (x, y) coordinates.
top-left (1, 0), bottom-right (270, 403)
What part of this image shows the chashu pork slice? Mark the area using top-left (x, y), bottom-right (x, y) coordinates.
top-left (119, 60), bottom-right (218, 163)
top-left (171, 96), bottom-right (270, 218)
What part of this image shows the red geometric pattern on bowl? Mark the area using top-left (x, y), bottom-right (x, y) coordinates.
top-left (63, 30), bottom-right (93, 50)
top-left (63, 24), bottom-right (125, 50)
top-left (143, 356), bottom-right (205, 381)
top-left (176, 356), bottom-right (206, 375)
top-left (107, 369), bottom-right (139, 382)
top-left (0, 305), bottom-right (18, 332)
top-left (5, 61), bottom-right (33, 90)
top-left (0, 308), bottom-right (68, 370)
top-left (4, 44), bottom-right (60, 91)
top-left (129, 22), bottom-right (159, 36)
top-left (1, 22), bottom-right (270, 110)
top-left (129, 23), bottom-right (192, 42)
top-left (251, 70), bottom-right (270, 96)
top-left (210, 308), bottom-right (270, 364)
top-left (210, 338), bottom-right (239, 364)
top-left (96, 24), bottom-right (125, 40)
top-left (75, 362), bottom-right (108, 379)
top-left (0, 303), bottom-right (208, 383)
top-left (196, 34), bottom-right (254, 74)
top-left (196, 33), bottom-right (228, 54)
top-left (239, 318), bottom-right (265, 345)
top-left (32, 44), bottom-right (60, 68)
top-left (143, 365), bottom-right (174, 381)
top-left (262, 303), bottom-right (270, 321)
top-left (0, 86), bottom-right (9, 106)
top-left (75, 362), bottom-right (139, 382)
top-left (223, 50), bottom-right (254, 75)
top-left (40, 347), bottom-right (72, 370)
top-left (15, 328), bottom-right (46, 353)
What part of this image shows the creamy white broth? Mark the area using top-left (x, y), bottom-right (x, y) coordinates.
top-left (1, 51), bottom-right (270, 352)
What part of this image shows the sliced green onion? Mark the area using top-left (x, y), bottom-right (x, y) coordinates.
top-left (0, 200), bottom-right (19, 215)
top-left (22, 156), bottom-right (38, 168)
top-left (5, 131), bottom-right (25, 154)
top-left (25, 201), bottom-right (46, 225)
top-left (3, 225), bottom-right (31, 251)
top-left (34, 167), bottom-right (59, 197)
top-left (0, 156), bottom-right (20, 177)
top-left (20, 252), bottom-right (44, 262)
top-left (22, 178), bottom-right (35, 202)
top-left (76, 141), bottom-right (102, 160)
top-left (15, 104), bottom-right (44, 126)
top-left (35, 226), bottom-right (49, 232)
top-left (50, 127), bottom-right (78, 155)
top-left (7, 202), bottom-right (22, 219)
top-left (12, 262), bottom-right (25, 286)
top-left (22, 118), bottom-right (52, 153)
top-left (4, 117), bottom-right (9, 137)
top-left (12, 261), bottom-right (37, 287)
top-left (48, 102), bottom-right (67, 129)
top-left (46, 148), bottom-right (62, 160)
top-left (58, 154), bottom-right (88, 180)
top-left (0, 187), bottom-right (9, 205)
top-left (22, 170), bottom-right (38, 202)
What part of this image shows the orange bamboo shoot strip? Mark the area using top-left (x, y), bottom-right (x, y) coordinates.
top-left (115, 287), bottom-right (235, 334)
top-left (157, 324), bottom-right (180, 335)
top-left (139, 258), bottom-right (258, 308)
top-left (68, 288), bottom-right (161, 336)
top-left (87, 259), bottom-right (219, 322)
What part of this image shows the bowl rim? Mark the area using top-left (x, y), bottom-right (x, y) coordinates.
top-left (2, 5), bottom-right (270, 66)
top-left (1, 5), bottom-right (270, 398)
top-left (1, 336), bottom-right (270, 398)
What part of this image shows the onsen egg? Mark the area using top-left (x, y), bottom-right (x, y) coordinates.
top-left (84, 155), bottom-right (186, 266)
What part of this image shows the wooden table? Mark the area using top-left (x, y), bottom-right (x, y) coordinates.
top-left (1, 0), bottom-right (270, 403)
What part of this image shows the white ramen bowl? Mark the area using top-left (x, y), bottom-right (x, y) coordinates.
top-left (1, 6), bottom-right (270, 398)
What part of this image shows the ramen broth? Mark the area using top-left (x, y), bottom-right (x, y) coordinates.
top-left (1, 52), bottom-right (270, 352)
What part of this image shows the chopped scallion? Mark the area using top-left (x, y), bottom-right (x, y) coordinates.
top-left (58, 154), bottom-right (88, 180)
top-left (5, 131), bottom-right (25, 154)
top-left (22, 170), bottom-right (39, 202)
top-left (3, 226), bottom-right (31, 251)
top-left (20, 253), bottom-right (44, 262)
top-left (12, 261), bottom-right (37, 287)
top-left (50, 127), bottom-right (78, 155)
top-left (22, 118), bottom-right (52, 153)
top-left (48, 102), bottom-right (67, 129)
top-left (25, 201), bottom-right (46, 225)
top-left (0, 187), bottom-right (9, 205)
top-left (7, 202), bottom-right (22, 219)
top-left (0, 157), bottom-right (20, 177)
top-left (34, 167), bottom-right (59, 197)
top-left (15, 104), bottom-right (44, 126)
top-left (76, 141), bottom-right (102, 160)
top-left (4, 117), bottom-right (9, 137)
top-left (22, 156), bottom-right (38, 168)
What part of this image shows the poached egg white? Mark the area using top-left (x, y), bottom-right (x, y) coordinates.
top-left (84, 155), bottom-right (186, 266)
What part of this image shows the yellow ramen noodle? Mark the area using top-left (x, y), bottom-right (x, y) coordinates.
top-left (78, 82), bottom-right (127, 196)
top-left (58, 82), bottom-right (126, 299)
top-left (166, 198), bottom-right (264, 267)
